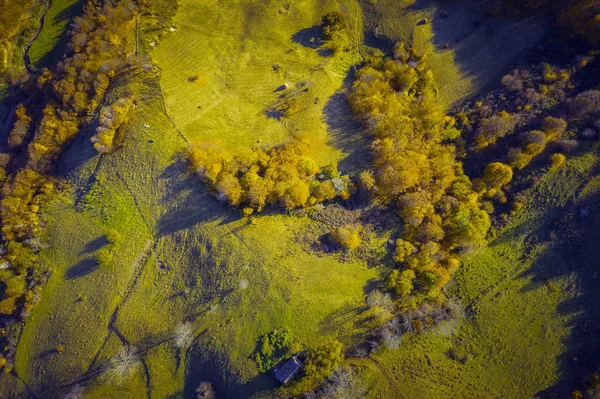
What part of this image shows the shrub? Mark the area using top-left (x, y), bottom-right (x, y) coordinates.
top-left (541, 116), bottom-right (567, 140)
top-left (385, 269), bottom-right (416, 297)
top-left (322, 11), bottom-right (347, 40)
top-left (4, 276), bottom-right (26, 297)
top-left (253, 327), bottom-right (300, 373)
top-left (501, 73), bottom-right (523, 93)
top-left (475, 112), bottom-right (517, 148)
top-left (96, 248), bottom-right (113, 266)
top-left (550, 153), bottom-right (566, 171)
top-left (56, 344), bottom-right (64, 353)
top-left (330, 224), bottom-right (362, 250)
top-left (305, 339), bottom-right (345, 381)
top-left (482, 162), bottom-right (513, 191)
top-left (569, 90), bottom-right (600, 122)
top-left (196, 382), bottom-right (216, 399)
top-left (0, 297), bottom-right (16, 315)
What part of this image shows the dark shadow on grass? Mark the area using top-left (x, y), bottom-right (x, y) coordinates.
top-left (36, 348), bottom-right (58, 360)
top-left (323, 66), bottom-right (372, 175)
top-left (55, 122), bottom-right (99, 179)
top-left (80, 236), bottom-right (109, 254)
top-left (404, 0), bottom-right (550, 103)
top-left (65, 258), bottom-right (99, 279)
top-left (157, 159), bottom-right (240, 237)
top-left (183, 342), bottom-right (278, 399)
top-left (291, 25), bottom-right (323, 49)
top-left (524, 193), bottom-right (600, 398)
top-left (34, 0), bottom-right (86, 69)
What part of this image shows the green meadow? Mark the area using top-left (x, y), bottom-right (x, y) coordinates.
top-left (0, 0), bottom-right (593, 398)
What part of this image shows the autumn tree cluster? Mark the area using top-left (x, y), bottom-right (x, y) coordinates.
top-left (189, 141), bottom-right (350, 215)
top-left (348, 44), bottom-right (490, 304)
top-left (92, 96), bottom-right (134, 153)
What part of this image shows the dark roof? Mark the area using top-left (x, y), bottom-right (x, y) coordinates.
top-left (274, 356), bottom-right (303, 385)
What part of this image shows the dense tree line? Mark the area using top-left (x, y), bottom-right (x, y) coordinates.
top-left (454, 50), bottom-right (599, 220)
top-left (348, 44), bottom-right (490, 305)
top-left (189, 141), bottom-right (351, 215)
top-left (0, 0), bottom-right (137, 324)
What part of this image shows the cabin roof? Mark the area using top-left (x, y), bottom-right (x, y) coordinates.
top-left (274, 356), bottom-right (303, 385)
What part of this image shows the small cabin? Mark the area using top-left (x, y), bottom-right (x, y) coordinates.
top-left (273, 356), bottom-right (303, 385)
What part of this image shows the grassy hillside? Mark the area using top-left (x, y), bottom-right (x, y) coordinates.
top-left (355, 147), bottom-right (600, 398)
top-left (1, 0), bottom-right (581, 398)
top-left (26, 0), bottom-right (85, 68)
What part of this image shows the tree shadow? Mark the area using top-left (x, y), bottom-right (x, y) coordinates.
top-left (323, 67), bottom-right (372, 175)
top-left (65, 258), bottom-right (99, 280)
top-left (291, 25), bottom-right (323, 49)
top-left (183, 343), bottom-right (277, 399)
top-left (34, 0), bottom-right (86, 69)
top-left (80, 236), bottom-right (109, 255)
top-left (55, 122), bottom-right (99, 179)
top-left (523, 193), bottom-right (600, 398)
top-left (157, 159), bottom-right (239, 237)
top-left (405, 0), bottom-right (550, 103)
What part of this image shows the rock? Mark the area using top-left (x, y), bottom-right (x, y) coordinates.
top-left (417, 18), bottom-right (428, 26)
top-left (169, 26), bottom-right (177, 32)
top-left (143, 123), bottom-right (150, 128)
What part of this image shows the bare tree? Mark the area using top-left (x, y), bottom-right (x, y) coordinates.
top-left (365, 289), bottom-right (393, 310)
top-left (196, 381), bottom-right (216, 399)
top-left (63, 384), bottom-right (84, 399)
top-left (319, 366), bottom-right (367, 399)
top-left (104, 346), bottom-right (140, 384)
top-left (174, 322), bottom-right (195, 349)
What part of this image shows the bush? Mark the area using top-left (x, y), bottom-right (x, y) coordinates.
top-left (475, 112), bottom-right (517, 148)
top-left (330, 224), bottom-right (363, 250)
top-left (550, 153), bottom-right (566, 171)
top-left (385, 269), bottom-right (416, 297)
top-left (4, 276), bottom-right (26, 297)
top-left (196, 382), bottom-right (216, 399)
top-left (96, 248), bottom-right (113, 266)
top-left (321, 11), bottom-right (350, 53)
top-left (482, 162), bottom-right (513, 191)
top-left (541, 116), bottom-right (567, 140)
top-left (0, 297), bottom-right (16, 315)
top-left (305, 339), bottom-right (345, 381)
top-left (569, 90), bottom-right (600, 123)
top-left (322, 11), bottom-right (347, 40)
top-left (253, 327), bottom-right (300, 373)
